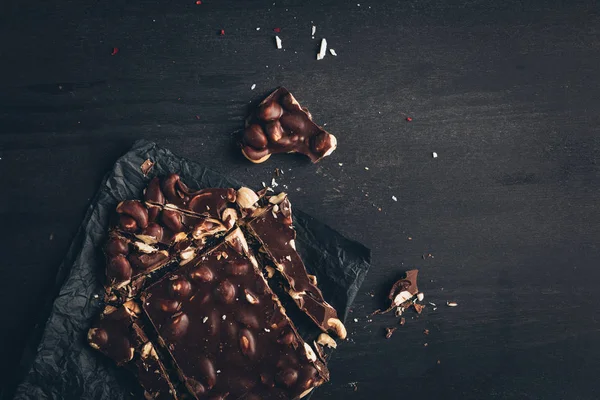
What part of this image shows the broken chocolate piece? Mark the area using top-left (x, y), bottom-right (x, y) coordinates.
top-left (141, 228), bottom-right (329, 400)
top-left (240, 87), bottom-right (337, 163)
top-left (87, 303), bottom-right (178, 399)
top-left (246, 195), bottom-right (345, 339)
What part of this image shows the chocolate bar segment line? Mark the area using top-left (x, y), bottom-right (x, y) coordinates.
top-left (141, 228), bottom-right (329, 400)
top-left (246, 196), bottom-right (346, 339)
top-left (240, 87), bottom-right (337, 164)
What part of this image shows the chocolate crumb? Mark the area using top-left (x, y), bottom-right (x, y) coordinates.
top-left (399, 317), bottom-right (405, 326)
top-left (140, 159), bottom-right (155, 176)
top-left (385, 327), bottom-right (397, 339)
top-left (424, 329), bottom-right (429, 335)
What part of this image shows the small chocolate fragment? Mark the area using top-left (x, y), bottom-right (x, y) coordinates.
top-left (240, 87), bottom-right (338, 163)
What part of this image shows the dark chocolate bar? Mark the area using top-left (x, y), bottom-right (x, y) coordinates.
top-left (87, 302), bottom-right (178, 399)
top-left (246, 195), bottom-right (346, 339)
top-left (239, 87), bottom-right (337, 163)
top-left (141, 228), bottom-right (329, 400)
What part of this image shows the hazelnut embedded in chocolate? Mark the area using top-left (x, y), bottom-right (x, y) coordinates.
top-left (244, 125), bottom-right (268, 149)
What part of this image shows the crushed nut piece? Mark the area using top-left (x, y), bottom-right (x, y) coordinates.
top-left (385, 327), bottom-right (397, 339)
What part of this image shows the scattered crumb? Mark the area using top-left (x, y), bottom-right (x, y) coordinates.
top-left (422, 253), bottom-right (434, 260)
top-left (408, 237), bottom-right (412, 241)
top-left (140, 159), bottom-right (155, 175)
top-left (399, 317), bottom-right (406, 325)
top-left (219, 29), bottom-right (225, 36)
top-left (424, 343), bottom-right (428, 347)
top-left (329, 48), bottom-right (337, 56)
top-left (364, 167), bottom-right (369, 170)
top-left (262, 181), bottom-right (266, 187)
top-left (432, 152), bottom-right (438, 158)
top-left (49, 233), bottom-right (54, 241)
top-left (311, 25), bottom-right (316, 38)
top-left (221, 315), bottom-right (227, 320)
top-left (406, 116), bottom-right (413, 122)
top-left (251, 84), bottom-right (256, 90)
top-left (437, 360), bottom-right (441, 365)
top-left (447, 301), bottom-right (458, 307)
top-left (391, 195), bottom-right (397, 202)
top-left (273, 27), bottom-right (281, 33)
top-left (216, 370), bottom-right (221, 374)
top-left (275, 35), bottom-right (282, 49)
top-left (338, 163), bottom-right (343, 166)
top-left (385, 327), bottom-right (397, 339)
top-left (271, 178), bottom-right (279, 187)
top-left (353, 318), bottom-right (359, 322)
top-left (424, 329), bottom-right (429, 335)
top-left (110, 47), bottom-right (119, 56)
top-left (202, 317), bottom-right (208, 323)
top-left (93, 294), bottom-right (99, 299)
top-left (348, 382), bottom-right (358, 391)
top-left (256, 27), bottom-right (260, 31)
top-left (429, 302), bottom-right (437, 307)
top-left (316, 38), bottom-right (328, 60)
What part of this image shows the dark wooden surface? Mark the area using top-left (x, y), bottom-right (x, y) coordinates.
top-left (2, 0), bottom-right (600, 398)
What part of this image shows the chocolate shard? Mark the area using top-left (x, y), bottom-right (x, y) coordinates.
top-left (240, 87), bottom-right (338, 163)
top-left (141, 227), bottom-right (329, 400)
top-left (246, 193), bottom-right (346, 339)
top-left (87, 302), bottom-right (178, 399)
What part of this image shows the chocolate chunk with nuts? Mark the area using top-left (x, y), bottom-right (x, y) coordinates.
top-left (239, 87), bottom-right (337, 163)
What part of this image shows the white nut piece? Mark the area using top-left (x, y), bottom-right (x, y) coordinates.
top-left (393, 290), bottom-right (414, 307)
top-left (299, 387), bottom-right (314, 399)
top-left (307, 274), bottom-right (317, 286)
top-left (327, 317), bottom-right (347, 340)
top-left (288, 239), bottom-right (296, 250)
top-left (268, 192), bottom-right (287, 204)
top-left (265, 266), bottom-right (276, 278)
top-left (303, 342), bottom-right (317, 362)
top-left (135, 234), bottom-right (158, 244)
top-left (416, 292), bottom-right (425, 302)
top-left (141, 342), bottom-right (153, 358)
top-left (317, 333), bottom-right (337, 349)
top-left (236, 187), bottom-right (259, 209)
top-left (134, 241), bottom-right (157, 254)
top-left (244, 289), bottom-right (259, 304)
top-left (221, 208), bottom-right (238, 228)
top-left (179, 247), bottom-right (196, 263)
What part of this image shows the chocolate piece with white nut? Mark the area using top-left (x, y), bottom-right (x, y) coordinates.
top-left (87, 303), bottom-right (178, 399)
top-left (145, 174), bottom-right (237, 220)
top-left (246, 194), bottom-right (346, 339)
top-left (240, 87), bottom-right (337, 163)
top-left (141, 228), bottom-right (329, 400)
top-left (388, 269), bottom-right (419, 308)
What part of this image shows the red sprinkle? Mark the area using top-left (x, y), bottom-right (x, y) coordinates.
top-left (406, 117), bottom-right (413, 122)
top-left (195, 0), bottom-right (202, 3)
top-left (273, 27), bottom-right (282, 33)
top-left (110, 47), bottom-right (119, 56)
top-left (219, 29), bottom-right (225, 36)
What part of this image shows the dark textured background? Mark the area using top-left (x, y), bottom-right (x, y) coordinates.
top-left (1, 0), bottom-right (600, 399)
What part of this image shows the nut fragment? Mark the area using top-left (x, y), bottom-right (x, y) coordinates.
top-left (393, 291), bottom-right (414, 307)
top-left (327, 317), bottom-right (347, 340)
top-left (307, 274), bottom-right (317, 286)
top-left (221, 208), bottom-right (238, 228)
top-left (244, 289), bottom-right (259, 304)
top-left (299, 387), bottom-right (314, 398)
top-left (303, 342), bottom-right (317, 362)
top-left (236, 187), bottom-right (259, 209)
top-left (447, 301), bottom-right (458, 307)
top-left (239, 328), bottom-right (257, 357)
top-left (133, 241), bottom-right (157, 254)
top-left (316, 333), bottom-right (337, 349)
top-left (265, 265), bottom-right (276, 278)
top-left (268, 192), bottom-right (287, 204)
